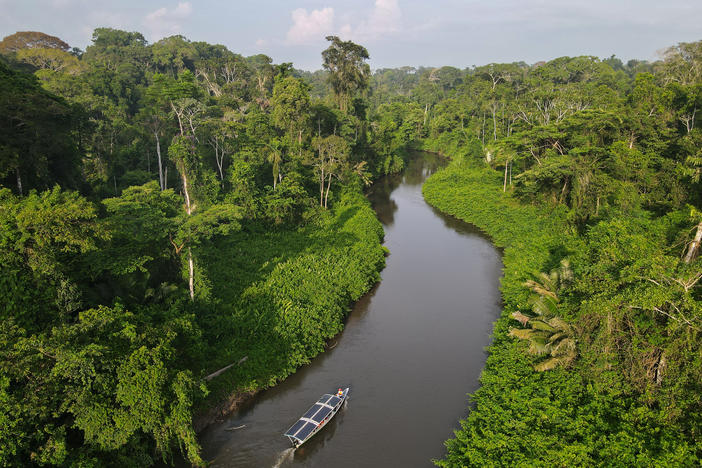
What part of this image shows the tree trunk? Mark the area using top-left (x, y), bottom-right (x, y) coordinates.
top-left (492, 103), bottom-right (498, 141)
top-left (182, 170), bottom-right (195, 301)
top-left (187, 247), bottom-right (194, 301)
top-left (319, 167), bottom-right (325, 207)
top-left (217, 154), bottom-right (224, 181)
top-left (655, 352), bottom-right (666, 385)
top-left (503, 160), bottom-right (508, 192)
top-left (558, 178), bottom-right (569, 205)
top-left (16, 167), bottom-right (22, 196)
top-left (324, 173), bottom-right (333, 209)
top-left (684, 221), bottom-right (702, 263)
top-left (155, 131), bottom-right (164, 190)
top-left (509, 160), bottom-right (512, 186)
top-left (182, 171), bottom-right (192, 215)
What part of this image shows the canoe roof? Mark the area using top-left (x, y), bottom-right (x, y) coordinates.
top-left (284, 394), bottom-right (342, 441)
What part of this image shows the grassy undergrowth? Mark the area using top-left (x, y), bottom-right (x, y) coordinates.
top-left (193, 188), bottom-right (386, 415)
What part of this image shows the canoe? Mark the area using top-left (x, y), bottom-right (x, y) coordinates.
top-left (283, 387), bottom-right (349, 448)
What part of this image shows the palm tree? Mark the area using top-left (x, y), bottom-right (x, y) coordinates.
top-left (265, 140), bottom-right (283, 190)
top-left (509, 259), bottom-right (577, 371)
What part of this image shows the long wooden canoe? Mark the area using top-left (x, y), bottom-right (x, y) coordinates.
top-left (283, 387), bottom-right (349, 448)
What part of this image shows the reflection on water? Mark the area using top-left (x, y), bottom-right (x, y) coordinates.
top-left (198, 151), bottom-right (503, 467)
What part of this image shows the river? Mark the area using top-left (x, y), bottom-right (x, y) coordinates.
top-left (198, 152), bottom-right (503, 467)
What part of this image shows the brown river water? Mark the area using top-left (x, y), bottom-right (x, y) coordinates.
top-left (197, 152), bottom-right (503, 467)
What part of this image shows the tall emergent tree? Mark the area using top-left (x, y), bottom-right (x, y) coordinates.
top-left (321, 36), bottom-right (370, 113)
top-left (312, 135), bottom-right (351, 208)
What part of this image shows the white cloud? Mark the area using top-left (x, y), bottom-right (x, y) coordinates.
top-left (286, 7), bottom-right (334, 45)
top-left (354, 0), bottom-right (402, 40)
top-left (285, 1), bottom-right (402, 47)
top-left (143, 2), bottom-right (192, 41)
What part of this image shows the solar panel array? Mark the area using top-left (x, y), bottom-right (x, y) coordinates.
top-left (285, 393), bottom-right (344, 441)
top-left (303, 403), bottom-right (333, 422)
top-left (285, 419), bottom-right (307, 437)
top-left (295, 421), bottom-right (317, 440)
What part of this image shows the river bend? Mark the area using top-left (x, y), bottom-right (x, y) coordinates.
top-left (199, 152), bottom-right (503, 467)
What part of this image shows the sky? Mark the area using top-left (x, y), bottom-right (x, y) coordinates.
top-left (1, 0), bottom-right (701, 70)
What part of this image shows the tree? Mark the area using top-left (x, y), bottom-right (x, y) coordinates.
top-left (0, 31), bottom-right (69, 54)
top-left (202, 118), bottom-right (241, 183)
top-left (322, 36), bottom-right (370, 113)
top-left (661, 41), bottom-right (702, 87)
top-left (168, 136), bottom-right (197, 299)
top-left (510, 260), bottom-right (577, 371)
top-left (247, 54), bottom-right (274, 110)
top-left (271, 76), bottom-right (311, 151)
top-left (151, 35), bottom-right (196, 77)
top-left (15, 48), bottom-right (83, 74)
top-left (311, 135), bottom-right (351, 208)
top-left (0, 304), bottom-right (206, 466)
top-left (0, 61), bottom-right (80, 194)
top-left (0, 186), bottom-right (108, 329)
top-left (265, 138), bottom-right (283, 190)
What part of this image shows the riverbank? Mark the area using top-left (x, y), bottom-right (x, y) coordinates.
top-left (422, 159), bottom-right (601, 466)
top-left (198, 151), bottom-right (504, 467)
top-left (192, 188), bottom-right (386, 431)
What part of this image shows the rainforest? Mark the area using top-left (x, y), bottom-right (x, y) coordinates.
top-left (1, 13), bottom-right (702, 468)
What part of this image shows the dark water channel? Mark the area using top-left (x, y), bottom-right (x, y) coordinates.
top-left (198, 152), bottom-right (503, 467)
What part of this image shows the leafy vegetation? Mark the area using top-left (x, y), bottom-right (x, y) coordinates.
top-left (0, 29), bottom-right (389, 466)
top-left (420, 41), bottom-right (702, 466)
top-left (3, 22), bottom-right (702, 468)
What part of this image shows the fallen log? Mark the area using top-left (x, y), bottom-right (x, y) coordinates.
top-left (204, 356), bottom-right (248, 381)
top-left (224, 424), bottom-right (246, 431)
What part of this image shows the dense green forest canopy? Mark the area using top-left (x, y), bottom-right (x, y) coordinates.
top-left (2, 25), bottom-right (702, 467)
top-left (416, 40), bottom-right (702, 466)
top-left (0, 29), bottom-right (402, 466)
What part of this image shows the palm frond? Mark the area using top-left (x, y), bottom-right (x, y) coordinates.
top-left (547, 317), bottom-right (572, 334)
top-left (530, 295), bottom-right (560, 317)
top-left (529, 319), bottom-right (557, 333)
top-left (534, 357), bottom-right (563, 372)
top-left (551, 337), bottom-right (576, 357)
top-left (548, 332), bottom-right (566, 344)
top-left (511, 310), bottom-right (531, 326)
top-left (509, 328), bottom-right (536, 340)
top-left (528, 338), bottom-right (550, 356)
top-left (524, 279), bottom-right (558, 300)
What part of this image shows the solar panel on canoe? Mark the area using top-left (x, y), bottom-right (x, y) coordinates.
top-left (284, 419), bottom-right (307, 437)
top-left (317, 394), bottom-right (334, 405)
top-left (295, 421), bottom-right (318, 440)
top-left (327, 396), bottom-right (341, 406)
top-left (302, 404), bottom-right (324, 419)
top-left (311, 405), bottom-right (333, 423)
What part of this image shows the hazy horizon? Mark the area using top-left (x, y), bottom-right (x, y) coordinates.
top-left (2, 0), bottom-right (701, 71)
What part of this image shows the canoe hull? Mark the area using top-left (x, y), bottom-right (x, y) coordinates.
top-left (284, 387), bottom-right (349, 448)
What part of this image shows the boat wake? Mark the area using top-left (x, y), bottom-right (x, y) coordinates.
top-left (271, 448), bottom-right (294, 468)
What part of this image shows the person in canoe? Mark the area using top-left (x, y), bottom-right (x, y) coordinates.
top-left (337, 388), bottom-right (343, 397)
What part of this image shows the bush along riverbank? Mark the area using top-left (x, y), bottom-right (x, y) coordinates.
top-left (193, 187), bottom-right (386, 427)
top-left (423, 149), bottom-right (702, 466)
